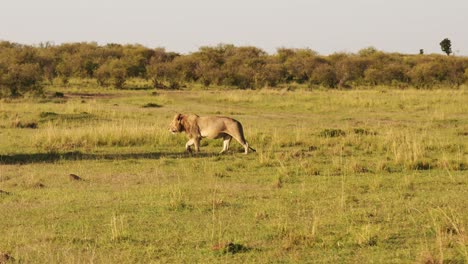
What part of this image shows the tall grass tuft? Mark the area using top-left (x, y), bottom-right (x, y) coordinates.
top-left (33, 121), bottom-right (181, 152)
top-left (110, 214), bottom-right (127, 241)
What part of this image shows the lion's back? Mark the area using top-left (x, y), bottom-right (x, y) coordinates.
top-left (198, 116), bottom-right (241, 139)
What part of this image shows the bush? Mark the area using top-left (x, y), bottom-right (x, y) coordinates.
top-left (2, 41), bottom-right (468, 92)
top-left (319, 129), bottom-right (346, 137)
top-left (95, 59), bottom-right (127, 88)
top-left (409, 61), bottom-right (448, 87)
top-left (259, 63), bottom-right (286, 87)
top-left (0, 63), bottom-right (43, 96)
top-left (310, 64), bottom-right (337, 88)
top-left (334, 55), bottom-right (371, 87)
top-left (464, 68), bottom-right (468, 84)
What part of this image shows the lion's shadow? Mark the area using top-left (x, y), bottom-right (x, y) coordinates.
top-left (0, 151), bottom-right (222, 165)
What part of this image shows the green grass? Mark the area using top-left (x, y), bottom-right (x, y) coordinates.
top-left (0, 86), bottom-right (467, 263)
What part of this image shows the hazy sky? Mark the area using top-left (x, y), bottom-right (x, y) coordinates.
top-left (1, 0), bottom-right (467, 55)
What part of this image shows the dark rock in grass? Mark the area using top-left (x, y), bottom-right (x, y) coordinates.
top-left (142, 103), bottom-right (162, 108)
top-left (11, 121), bottom-right (38, 129)
top-left (0, 190), bottom-right (11, 195)
top-left (212, 242), bottom-right (250, 254)
top-left (366, 236), bottom-right (378, 247)
top-left (308, 145), bottom-right (318, 151)
top-left (23, 122), bottom-right (38, 129)
top-left (54, 92), bottom-right (65, 98)
top-left (319, 129), bottom-right (346, 138)
top-left (412, 161), bottom-right (431, 170)
top-left (69, 174), bottom-right (84, 181)
top-left (39, 112), bottom-right (58, 118)
top-left (0, 252), bottom-right (14, 262)
top-left (353, 128), bottom-right (377, 135)
top-left (33, 182), bottom-right (45, 188)
top-left (445, 225), bottom-right (460, 235)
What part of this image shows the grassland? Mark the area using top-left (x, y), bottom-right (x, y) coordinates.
top-left (0, 85), bottom-right (467, 263)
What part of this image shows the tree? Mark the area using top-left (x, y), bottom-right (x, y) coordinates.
top-left (409, 61), bottom-right (448, 87)
top-left (146, 58), bottom-right (180, 89)
top-left (358, 46), bottom-right (378, 56)
top-left (108, 59), bottom-right (127, 89)
top-left (37, 48), bottom-right (58, 84)
top-left (95, 59), bottom-right (127, 88)
top-left (56, 53), bottom-right (80, 84)
top-left (464, 68), bottom-right (468, 84)
top-left (81, 60), bottom-right (98, 78)
top-left (440, 38), bottom-right (452, 56)
top-left (258, 61), bottom-right (287, 87)
top-left (221, 46), bottom-right (266, 88)
top-left (0, 63), bottom-right (43, 96)
top-left (310, 64), bottom-right (337, 88)
top-left (192, 45), bottom-right (229, 86)
top-left (95, 63), bottom-right (111, 87)
top-left (281, 48), bottom-right (318, 83)
top-left (171, 55), bottom-right (198, 83)
top-left (333, 55), bottom-right (370, 87)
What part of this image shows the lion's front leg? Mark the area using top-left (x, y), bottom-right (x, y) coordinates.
top-left (193, 138), bottom-right (201, 152)
top-left (185, 139), bottom-right (194, 153)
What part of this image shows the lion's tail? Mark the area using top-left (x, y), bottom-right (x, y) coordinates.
top-left (248, 145), bottom-right (256, 152)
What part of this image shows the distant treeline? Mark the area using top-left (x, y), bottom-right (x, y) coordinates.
top-left (1, 41), bottom-right (467, 96)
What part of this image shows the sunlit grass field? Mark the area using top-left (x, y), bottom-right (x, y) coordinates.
top-left (0, 84), bottom-right (467, 263)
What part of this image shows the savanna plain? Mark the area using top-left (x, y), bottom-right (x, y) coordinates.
top-left (0, 83), bottom-right (467, 263)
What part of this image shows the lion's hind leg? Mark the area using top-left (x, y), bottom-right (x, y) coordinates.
top-left (220, 135), bottom-right (232, 154)
top-left (229, 135), bottom-right (250, 154)
top-left (243, 142), bottom-right (250, 154)
top-left (229, 131), bottom-right (251, 154)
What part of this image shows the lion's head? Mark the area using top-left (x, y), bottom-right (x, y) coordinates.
top-left (169, 113), bottom-right (183, 134)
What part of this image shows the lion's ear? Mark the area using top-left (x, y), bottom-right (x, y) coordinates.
top-left (176, 113), bottom-right (182, 121)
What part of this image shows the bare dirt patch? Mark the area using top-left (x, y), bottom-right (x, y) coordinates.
top-left (63, 92), bottom-right (121, 99)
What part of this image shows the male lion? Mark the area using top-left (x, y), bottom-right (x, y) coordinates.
top-left (169, 113), bottom-right (256, 154)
